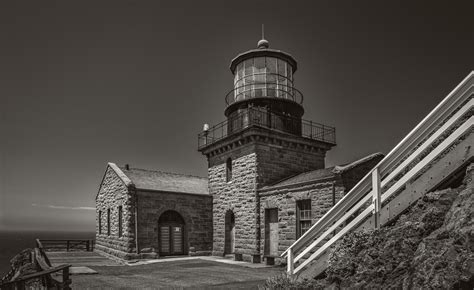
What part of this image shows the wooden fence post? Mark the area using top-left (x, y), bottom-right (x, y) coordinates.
top-left (372, 168), bottom-right (381, 229)
top-left (63, 266), bottom-right (71, 290)
top-left (287, 248), bottom-right (294, 276)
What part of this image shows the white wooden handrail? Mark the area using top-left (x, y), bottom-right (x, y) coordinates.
top-left (292, 116), bottom-right (472, 274)
top-left (282, 71), bottom-right (474, 276)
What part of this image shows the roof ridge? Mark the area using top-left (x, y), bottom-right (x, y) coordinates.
top-left (332, 152), bottom-right (384, 173)
top-left (266, 166), bottom-right (336, 188)
top-left (120, 166), bottom-right (207, 180)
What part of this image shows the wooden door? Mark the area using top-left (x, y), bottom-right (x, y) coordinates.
top-left (159, 225), bottom-right (184, 255)
top-left (171, 226), bottom-right (183, 254)
top-left (229, 223), bottom-right (235, 253)
top-left (265, 208), bottom-right (279, 256)
top-left (160, 226), bottom-right (170, 254)
top-left (225, 211), bottom-right (235, 254)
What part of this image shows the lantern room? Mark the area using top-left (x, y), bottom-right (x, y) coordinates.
top-left (224, 39), bottom-right (305, 135)
top-left (197, 38), bottom-right (336, 151)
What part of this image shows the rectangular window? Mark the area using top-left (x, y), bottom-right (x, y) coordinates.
top-left (107, 208), bottom-right (111, 236)
top-left (98, 211), bottom-right (102, 235)
top-left (297, 200), bottom-right (311, 238)
top-left (226, 158), bottom-right (232, 182)
top-left (118, 206), bottom-right (123, 237)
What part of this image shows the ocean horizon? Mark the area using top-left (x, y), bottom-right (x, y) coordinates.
top-left (0, 229), bottom-right (95, 277)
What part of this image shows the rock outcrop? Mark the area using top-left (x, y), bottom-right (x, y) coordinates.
top-left (324, 163), bottom-right (473, 289)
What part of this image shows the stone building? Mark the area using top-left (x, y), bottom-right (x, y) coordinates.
top-left (258, 153), bottom-right (383, 263)
top-left (197, 38), bottom-right (383, 263)
top-left (95, 38), bottom-right (382, 263)
top-left (95, 163), bottom-right (212, 260)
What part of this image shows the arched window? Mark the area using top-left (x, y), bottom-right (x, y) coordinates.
top-left (98, 211), bottom-right (102, 235)
top-left (226, 158), bottom-right (232, 182)
top-left (107, 208), bottom-right (111, 236)
top-left (118, 206), bottom-right (123, 237)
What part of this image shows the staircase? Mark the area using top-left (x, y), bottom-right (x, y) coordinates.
top-left (282, 72), bottom-right (474, 278)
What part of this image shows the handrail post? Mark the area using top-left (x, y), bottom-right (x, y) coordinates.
top-left (63, 266), bottom-right (71, 290)
top-left (371, 167), bottom-right (381, 229)
top-left (287, 248), bottom-right (294, 276)
top-left (67, 240), bottom-right (70, 252)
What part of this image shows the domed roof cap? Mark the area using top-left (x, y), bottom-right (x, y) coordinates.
top-left (257, 38), bottom-right (269, 49)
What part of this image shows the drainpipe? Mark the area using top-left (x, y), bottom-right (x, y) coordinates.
top-left (132, 186), bottom-right (139, 255)
top-left (255, 166), bottom-right (261, 263)
top-left (332, 181), bottom-right (336, 206)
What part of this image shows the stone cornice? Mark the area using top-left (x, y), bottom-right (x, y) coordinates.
top-left (199, 126), bottom-right (334, 159)
top-left (135, 188), bottom-right (212, 198)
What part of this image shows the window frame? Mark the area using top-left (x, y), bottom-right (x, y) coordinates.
top-left (296, 199), bottom-right (312, 238)
top-left (118, 206), bottom-right (123, 237)
top-left (98, 210), bottom-right (102, 235)
top-left (107, 208), bottom-right (111, 236)
top-left (226, 158), bottom-right (232, 182)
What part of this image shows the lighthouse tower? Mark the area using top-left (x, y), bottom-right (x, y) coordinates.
top-left (198, 38), bottom-right (336, 262)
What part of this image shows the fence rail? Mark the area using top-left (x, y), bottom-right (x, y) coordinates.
top-left (38, 239), bottom-right (95, 252)
top-left (198, 107), bottom-right (336, 149)
top-left (282, 71), bottom-right (474, 276)
top-left (0, 239), bottom-right (72, 289)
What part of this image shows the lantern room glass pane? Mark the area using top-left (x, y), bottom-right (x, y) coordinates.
top-left (287, 64), bottom-right (292, 81)
top-left (277, 59), bottom-right (286, 77)
top-left (267, 82), bottom-right (276, 97)
top-left (266, 57), bottom-right (277, 74)
top-left (266, 73), bottom-right (276, 83)
top-left (236, 62), bottom-right (243, 85)
top-left (244, 59), bottom-right (254, 76)
top-left (254, 57), bottom-right (265, 71)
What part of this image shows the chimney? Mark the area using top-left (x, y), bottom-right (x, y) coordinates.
top-left (125, 164), bottom-right (130, 170)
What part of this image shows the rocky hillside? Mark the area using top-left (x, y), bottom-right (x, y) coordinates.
top-left (325, 163), bottom-right (473, 288)
top-left (264, 163), bottom-right (473, 289)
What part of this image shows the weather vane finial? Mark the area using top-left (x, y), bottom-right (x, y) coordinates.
top-left (257, 24), bottom-right (269, 49)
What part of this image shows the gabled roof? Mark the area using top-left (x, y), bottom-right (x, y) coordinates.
top-left (262, 152), bottom-right (384, 190)
top-left (267, 167), bottom-right (337, 188)
top-left (332, 153), bottom-right (384, 174)
top-left (118, 166), bottom-right (209, 195)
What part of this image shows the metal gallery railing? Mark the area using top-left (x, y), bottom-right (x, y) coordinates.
top-left (282, 71), bottom-right (474, 276)
top-left (198, 107), bottom-right (336, 149)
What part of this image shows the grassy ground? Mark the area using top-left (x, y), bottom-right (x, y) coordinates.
top-left (71, 258), bottom-right (284, 289)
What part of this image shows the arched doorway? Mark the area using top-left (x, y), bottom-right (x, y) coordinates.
top-left (158, 210), bottom-right (185, 256)
top-left (224, 210), bottom-right (235, 255)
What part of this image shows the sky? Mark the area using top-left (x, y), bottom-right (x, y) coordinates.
top-left (0, 0), bottom-right (473, 232)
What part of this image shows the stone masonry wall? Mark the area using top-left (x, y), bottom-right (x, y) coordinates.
top-left (255, 142), bottom-right (326, 188)
top-left (136, 190), bottom-right (213, 257)
top-left (259, 178), bottom-right (346, 264)
top-left (208, 140), bottom-right (328, 262)
top-left (208, 144), bottom-right (259, 262)
top-left (257, 154), bottom-right (384, 264)
top-left (95, 166), bottom-right (137, 260)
